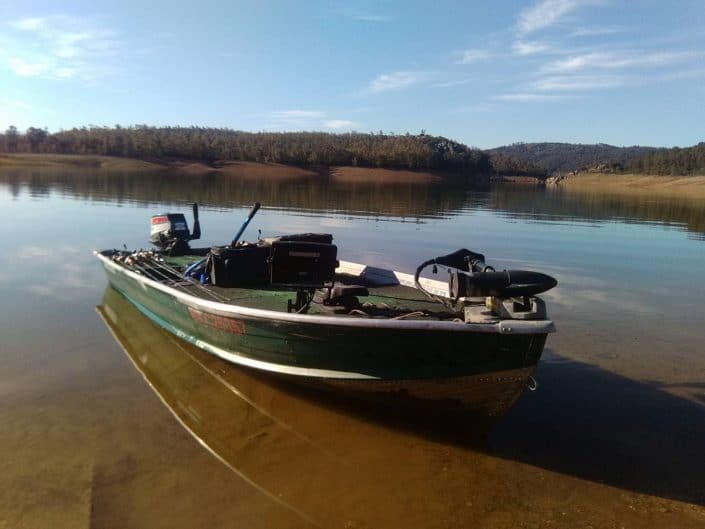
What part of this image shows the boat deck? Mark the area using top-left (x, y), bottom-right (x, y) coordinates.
top-left (160, 255), bottom-right (461, 320)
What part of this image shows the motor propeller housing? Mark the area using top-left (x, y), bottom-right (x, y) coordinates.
top-left (449, 269), bottom-right (558, 299)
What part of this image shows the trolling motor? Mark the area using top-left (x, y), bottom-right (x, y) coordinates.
top-left (150, 203), bottom-right (201, 256)
top-left (415, 248), bottom-right (557, 318)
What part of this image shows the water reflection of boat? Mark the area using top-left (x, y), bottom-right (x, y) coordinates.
top-left (95, 205), bottom-right (556, 422)
top-left (95, 285), bottom-right (503, 527)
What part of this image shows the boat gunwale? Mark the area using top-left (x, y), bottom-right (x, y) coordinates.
top-left (94, 251), bottom-right (555, 335)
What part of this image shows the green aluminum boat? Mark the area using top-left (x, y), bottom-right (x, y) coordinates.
top-left (95, 203), bottom-right (557, 421)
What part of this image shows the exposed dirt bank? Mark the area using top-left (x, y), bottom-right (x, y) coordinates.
top-left (0, 153), bottom-right (164, 170)
top-left (550, 173), bottom-right (705, 199)
top-left (0, 154), bottom-right (488, 182)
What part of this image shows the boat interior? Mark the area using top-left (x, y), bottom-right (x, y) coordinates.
top-left (100, 248), bottom-right (469, 321)
top-left (98, 202), bottom-right (556, 323)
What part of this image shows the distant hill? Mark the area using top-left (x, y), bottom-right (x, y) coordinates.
top-left (488, 142), bottom-right (664, 174)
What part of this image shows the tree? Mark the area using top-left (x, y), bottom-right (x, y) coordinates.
top-left (26, 127), bottom-right (48, 153)
top-left (5, 125), bottom-right (18, 152)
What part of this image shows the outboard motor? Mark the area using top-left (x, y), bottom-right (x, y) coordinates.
top-left (150, 203), bottom-right (201, 256)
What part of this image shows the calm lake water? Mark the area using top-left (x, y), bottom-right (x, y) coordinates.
top-left (1, 167), bottom-right (704, 528)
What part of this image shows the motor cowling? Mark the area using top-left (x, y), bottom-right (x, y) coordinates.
top-left (150, 204), bottom-right (201, 255)
top-left (150, 213), bottom-right (190, 246)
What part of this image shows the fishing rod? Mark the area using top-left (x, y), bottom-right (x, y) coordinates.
top-left (231, 202), bottom-right (261, 246)
top-left (125, 251), bottom-right (229, 302)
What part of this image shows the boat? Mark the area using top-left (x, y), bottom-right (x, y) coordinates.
top-left (94, 202), bottom-right (557, 422)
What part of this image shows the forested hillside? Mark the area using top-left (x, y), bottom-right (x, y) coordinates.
top-left (0, 125), bottom-right (549, 178)
top-left (0, 126), bottom-right (494, 173)
top-left (489, 142), bottom-right (663, 174)
top-left (626, 143), bottom-right (705, 175)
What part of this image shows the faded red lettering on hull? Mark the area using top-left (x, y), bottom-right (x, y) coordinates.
top-left (187, 306), bottom-right (246, 335)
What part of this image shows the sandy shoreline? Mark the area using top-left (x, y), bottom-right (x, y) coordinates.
top-left (0, 154), bottom-right (319, 177)
top-left (552, 173), bottom-right (705, 199)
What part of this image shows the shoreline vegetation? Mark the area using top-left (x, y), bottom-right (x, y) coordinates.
top-left (0, 126), bottom-right (703, 196)
top-left (0, 126), bottom-right (548, 180)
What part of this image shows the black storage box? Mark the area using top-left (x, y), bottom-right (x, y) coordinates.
top-left (270, 241), bottom-right (338, 287)
top-left (207, 244), bottom-right (271, 287)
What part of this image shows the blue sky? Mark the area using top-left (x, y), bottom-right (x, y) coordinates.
top-left (0, 0), bottom-right (703, 149)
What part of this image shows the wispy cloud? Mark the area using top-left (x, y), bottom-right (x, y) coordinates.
top-left (517, 0), bottom-right (593, 35)
top-left (512, 40), bottom-right (550, 56)
top-left (335, 8), bottom-right (393, 23)
top-left (366, 71), bottom-right (429, 93)
top-left (542, 50), bottom-right (696, 73)
top-left (456, 49), bottom-right (490, 64)
top-left (531, 74), bottom-right (626, 91)
top-left (1, 14), bottom-right (120, 83)
top-left (352, 14), bottom-right (392, 23)
top-left (493, 93), bottom-right (572, 102)
top-left (570, 25), bottom-right (629, 37)
top-left (269, 110), bottom-right (357, 130)
top-left (269, 110), bottom-right (325, 127)
top-left (656, 67), bottom-right (705, 82)
top-left (432, 78), bottom-right (473, 88)
top-left (324, 119), bottom-right (357, 129)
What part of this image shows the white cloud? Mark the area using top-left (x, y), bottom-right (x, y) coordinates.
top-left (493, 93), bottom-right (571, 102)
top-left (456, 49), bottom-right (490, 64)
top-left (11, 17), bottom-right (46, 31)
top-left (335, 8), bottom-right (393, 23)
top-left (2, 15), bottom-right (120, 82)
top-left (268, 111), bottom-right (358, 130)
top-left (7, 58), bottom-right (50, 77)
top-left (324, 119), bottom-right (357, 129)
top-left (513, 40), bottom-right (550, 56)
top-left (542, 50), bottom-right (696, 73)
top-left (570, 25), bottom-right (629, 37)
top-left (517, 0), bottom-right (590, 35)
top-left (269, 109), bottom-right (325, 128)
top-left (366, 71), bottom-right (429, 93)
top-left (432, 78), bottom-right (472, 88)
top-left (531, 74), bottom-right (625, 91)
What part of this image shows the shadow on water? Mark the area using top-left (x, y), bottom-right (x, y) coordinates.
top-left (98, 285), bottom-right (705, 517)
top-left (491, 351), bottom-right (705, 505)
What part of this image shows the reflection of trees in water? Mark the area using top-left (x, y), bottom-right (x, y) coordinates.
top-left (2, 168), bottom-right (704, 237)
top-left (0, 167), bottom-right (480, 220)
top-left (488, 186), bottom-right (705, 238)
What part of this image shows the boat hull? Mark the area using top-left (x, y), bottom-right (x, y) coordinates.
top-left (97, 252), bottom-right (549, 419)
